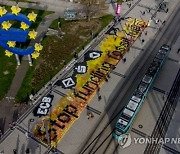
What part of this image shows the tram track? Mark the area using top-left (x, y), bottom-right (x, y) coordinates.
top-left (144, 69), bottom-right (180, 154)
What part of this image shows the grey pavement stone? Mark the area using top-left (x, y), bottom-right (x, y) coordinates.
top-left (131, 91), bottom-right (165, 136)
top-left (0, 128), bottom-right (47, 154)
top-left (153, 60), bottom-right (180, 93)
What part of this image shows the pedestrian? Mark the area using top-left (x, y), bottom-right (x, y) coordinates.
top-left (26, 148), bottom-right (30, 153)
top-left (74, 52), bottom-right (78, 60)
top-left (98, 95), bottom-right (102, 100)
top-left (90, 113), bottom-right (94, 118)
top-left (162, 95), bottom-right (165, 100)
top-left (155, 19), bottom-right (159, 24)
top-left (97, 87), bottom-right (100, 92)
top-left (25, 132), bottom-right (29, 139)
top-left (9, 123), bottom-right (13, 130)
top-left (123, 57), bottom-right (126, 63)
top-left (0, 130), bottom-right (2, 139)
top-left (13, 149), bottom-right (17, 154)
top-left (105, 76), bottom-right (108, 82)
top-left (144, 31), bottom-right (147, 35)
top-left (142, 11), bottom-right (145, 15)
top-left (87, 113), bottom-right (91, 119)
top-left (166, 8), bottom-right (169, 13)
top-left (162, 20), bottom-right (166, 25)
top-left (63, 61), bottom-right (66, 67)
top-left (177, 48), bottom-right (180, 53)
top-left (142, 39), bottom-right (145, 43)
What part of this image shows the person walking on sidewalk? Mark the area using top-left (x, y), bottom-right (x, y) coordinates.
top-left (0, 130), bottom-right (2, 139)
top-left (123, 57), bottom-right (126, 63)
top-left (141, 39), bottom-right (145, 44)
top-left (87, 113), bottom-right (94, 119)
top-left (177, 48), bottom-right (180, 53)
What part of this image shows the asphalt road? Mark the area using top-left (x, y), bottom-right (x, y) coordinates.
top-left (79, 3), bottom-right (180, 154)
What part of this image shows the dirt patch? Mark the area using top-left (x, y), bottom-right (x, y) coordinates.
top-left (3, 70), bottom-right (9, 75)
top-left (63, 19), bottom-right (101, 35)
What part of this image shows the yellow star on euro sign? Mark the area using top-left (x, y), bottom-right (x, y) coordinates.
top-left (31, 51), bottom-right (40, 59)
top-left (7, 41), bottom-right (16, 47)
top-left (27, 12), bottom-right (37, 22)
top-left (34, 43), bottom-right (43, 52)
top-left (0, 6), bottom-right (7, 17)
top-left (2, 21), bottom-right (12, 30)
top-left (28, 30), bottom-right (37, 39)
top-left (20, 22), bottom-right (29, 30)
top-left (5, 50), bottom-right (13, 57)
top-left (11, 5), bottom-right (21, 15)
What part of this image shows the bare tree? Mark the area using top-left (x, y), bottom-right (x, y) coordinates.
top-left (81, 0), bottom-right (106, 21)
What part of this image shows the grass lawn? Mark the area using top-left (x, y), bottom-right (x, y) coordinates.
top-left (0, 47), bottom-right (17, 100)
top-left (16, 15), bottom-right (114, 103)
top-left (0, 6), bottom-right (53, 101)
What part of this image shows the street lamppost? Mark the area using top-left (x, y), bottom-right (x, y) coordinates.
top-left (15, 0), bottom-right (18, 4)
top-left (44, 119), bottom-right (51, 146)
top-left (49, 81), bottom-right (53, 94)
top-left (28, 118), bottom-right (34, 137)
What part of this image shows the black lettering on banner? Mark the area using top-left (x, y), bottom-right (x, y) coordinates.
top-left (58, 113), bottom-right (71, 123)
top-left (79, 90), bottom-right (89, 97)
top-left (90, 72), bottom-right (103, 80)
top-left (63, 105), bottom-right (78, 118)
top-left (52, 120), bottom-right (65, 129)
top-left (82, 85), bottom-right (94, 95)
top-left (90, 76), bottom-right (100, 83)
top-left (76, 93), bottom-right (87, 101)
top-left (116, 46), bottom-right (125, 51)
top-left (108, 51), bottom-right (123, 60)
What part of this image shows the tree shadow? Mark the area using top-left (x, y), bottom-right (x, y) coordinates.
top-left (12, 109), bottom-right (19, 122)
top-left (0, 117), bottom-right (6, 133)
top-left (16, 134), bottom-right (20, 153)
top-left (20, 143), bottom-right (25, 154)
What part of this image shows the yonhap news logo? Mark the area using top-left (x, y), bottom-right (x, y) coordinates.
top-left (117, 133), bottom-right (180, 149)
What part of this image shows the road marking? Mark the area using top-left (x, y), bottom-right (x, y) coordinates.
top-left (168, 57), bottom-right (179, 63)
top-left (162, 144), bottom-right (180, 154)
top-left (152, 86), bottom-right (166, 94)
top-left (87, 105), bottom-right (101, 115)
top-left (131, 128), bottom-right (150, 138)
top-left (131, 46), bottom-right (144, 51)
top-left (52, 88), bottom-right (66, 97)
top-left (111, 71), bottom-right (126, 78)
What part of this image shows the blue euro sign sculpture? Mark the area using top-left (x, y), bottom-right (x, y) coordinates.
top-left (0, 13), bottom-right (35, 55)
